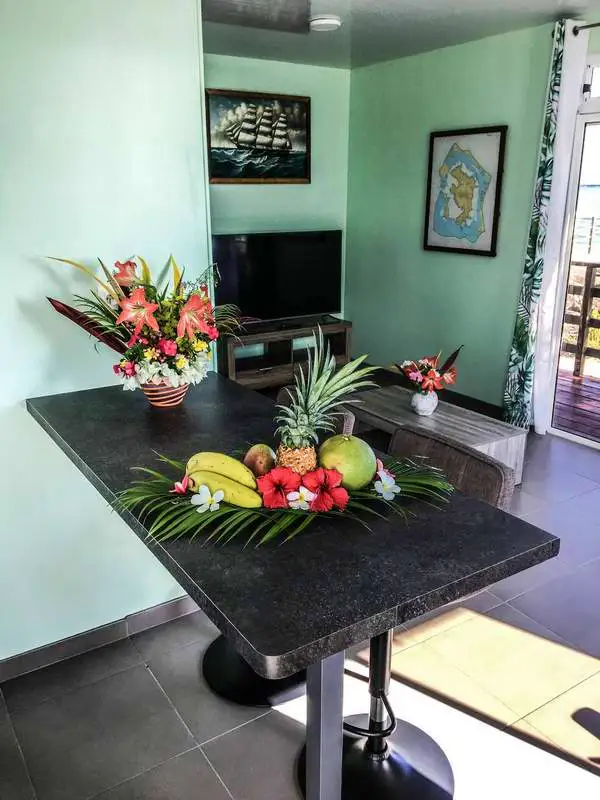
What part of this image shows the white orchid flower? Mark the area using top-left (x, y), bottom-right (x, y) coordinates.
top-left (374, 471), bottom-right (401, 501)
top-left (190, 485), bottom-right (224, 513)
top-left (287, 485), bottom-right (316, 511)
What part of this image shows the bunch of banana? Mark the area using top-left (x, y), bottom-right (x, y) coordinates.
top-left (185, 452), bottom-right (262, 509)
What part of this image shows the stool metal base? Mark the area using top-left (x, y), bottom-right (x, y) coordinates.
top-left (202, 634), bottom-right (306, 707)
top-left (297, 720), bottom-right (454, 800)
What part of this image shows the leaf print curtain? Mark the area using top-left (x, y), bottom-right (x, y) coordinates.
top-left (503, 21), bottom-right (565, 428)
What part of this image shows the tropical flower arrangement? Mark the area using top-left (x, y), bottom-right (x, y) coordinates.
top-left (118, 332), bottom-right (454, 546)
top-left (398, 347), bottom-right (462, 395)
top-left (47, 256), bottom-right (239, 406)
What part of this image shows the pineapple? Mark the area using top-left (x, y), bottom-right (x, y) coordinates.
top-left (275, 329), bottom-right (377, 475)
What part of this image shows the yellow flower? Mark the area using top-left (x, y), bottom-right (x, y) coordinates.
top-left (143, 347), bottom-right (159, 361)
top-left (193, 339), bottom-right (208, 352)
top-left (175, 355), bottom-right (187, 370)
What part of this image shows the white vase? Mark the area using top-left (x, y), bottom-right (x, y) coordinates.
top-left (411, 391), bottom-right (439, 416)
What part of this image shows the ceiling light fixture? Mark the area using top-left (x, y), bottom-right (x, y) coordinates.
top-left (309, 14), bottom-right (342, 32)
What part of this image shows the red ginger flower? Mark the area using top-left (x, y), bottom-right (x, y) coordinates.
top-left (114, 260), bottom-right (138, 287)
top-left (115, 287), bottom-right (159, 345)
top-left (302, 468), bottom-right (349, 512)
top-left (257, 467), bottom-right (301, 509)
top-left (177, 293), bottom-right (214, 340)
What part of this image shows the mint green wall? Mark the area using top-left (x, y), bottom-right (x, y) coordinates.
top-left (204, 55), bottom-right (350, 235)
top-left (588, 28), bottom-right (600, 53)
top-left (345, 26), bottom-right (553, 405)
top-left (0, 0), bottom-right (210, 660)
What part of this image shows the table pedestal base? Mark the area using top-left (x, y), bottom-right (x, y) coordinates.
top-left (202, 634), bottom-right (306, 707)
top-left (298, 629), bottom-right (454, 799)
top-left (298, 722), bottom-right (453, 800)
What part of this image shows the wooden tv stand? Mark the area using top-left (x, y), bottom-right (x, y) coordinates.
top-left (216, 315), bottom-right (352, 390)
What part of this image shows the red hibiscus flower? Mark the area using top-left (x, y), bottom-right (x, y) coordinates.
top-left (177, 294), bottom-right (213, 340)
top-left (113, 260), bottom-right (138, 287)
top-left (302, 468), bottom-right (349, 512)
top-left (257, 467), bottom-right (301, 509)
top-left (421, 369), bottom-right (443, 392)
top-left (115, 287), bottom-right (159, 344)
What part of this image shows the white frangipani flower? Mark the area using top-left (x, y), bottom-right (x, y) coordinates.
top-left (190, 485), bottom-right (224, 513)
top-left (374, 471), bottom-right (401, 501)
top-left (118, 350), bottom-right (211, 391)
top-left (286, 485), bottom-right (316, 510)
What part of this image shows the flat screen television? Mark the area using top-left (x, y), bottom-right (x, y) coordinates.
top-left (213, 230), bottom-right (342, 322)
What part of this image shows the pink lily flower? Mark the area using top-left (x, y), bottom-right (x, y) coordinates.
top-left (113, 260), bottom-right (138, 287)
top-left (170, 474), bottom-right (189, 494)
top-left (177, 294), bottom-right (212, 340)
top-left (115, 287), bottom-right (159, 341)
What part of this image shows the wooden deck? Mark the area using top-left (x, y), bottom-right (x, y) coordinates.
top-left (552, 372), bottom-right (600, 442)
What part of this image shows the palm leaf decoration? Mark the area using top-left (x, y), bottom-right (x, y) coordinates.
top-left (47, 297), bottom-right (128, 354)
top-left (117, 453), bottom-right (454, 547)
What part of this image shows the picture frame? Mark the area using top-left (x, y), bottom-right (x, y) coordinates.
top-left (205, 88), bottom-right (311, 184)
top-left (423, 125), bottom-right (508, 257)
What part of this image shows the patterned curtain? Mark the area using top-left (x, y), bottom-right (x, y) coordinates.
top-left (503, 20), bottom-right (565, 428)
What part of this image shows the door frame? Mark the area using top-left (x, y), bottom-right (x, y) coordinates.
top-left (548, 108), bottom-right (600, 446)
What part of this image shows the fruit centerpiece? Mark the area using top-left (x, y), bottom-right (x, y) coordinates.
top-left (119, 332), bottom-right (454, 545)
top-left (47, 256), bottom-right (239, 407)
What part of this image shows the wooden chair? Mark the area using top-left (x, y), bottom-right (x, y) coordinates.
top-left (388, 423), bottom-right (515, 510)
top-left (275, 386), bottom-right (356, 436)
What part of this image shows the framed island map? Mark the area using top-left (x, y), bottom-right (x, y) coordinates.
top-left (423, 125), bottom-right (508, 257)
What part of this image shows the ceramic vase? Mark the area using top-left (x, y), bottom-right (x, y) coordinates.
top-left (141, 382), bottom-right (189, 408)
top-left (411, 390), bottom-right (438, 416)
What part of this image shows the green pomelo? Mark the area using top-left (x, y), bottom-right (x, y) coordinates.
top-left (318, 435), bottom-right (377, 490)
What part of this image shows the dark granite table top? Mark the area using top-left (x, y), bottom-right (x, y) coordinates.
top-left (27, 374), bottom-right (559, 679)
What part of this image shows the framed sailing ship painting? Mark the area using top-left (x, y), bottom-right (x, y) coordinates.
top-left (205, 89), bottom-right (311, 184)
top-left (423, 125), bottom-right (508, 257)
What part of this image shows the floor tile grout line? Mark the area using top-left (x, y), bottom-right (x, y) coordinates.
top-left (0, 688), bottom-right (39, 800)
top-left (146, 665), bottom-right (199, 743)
top-left (508, 661), bottom-right (600, 730)
top-left (199, 747), bottom-right (236, 799)
top-left (82, 745), bottom-right (201, 800)
top-left (502, 601), bottom-right (574, 645)
top-left (199, 709), bottom-right (273, 747)
top-left (519, 480), bottom-right (600, 517)
top-left (393, 610), bottom-right (600, 727)
top-left (129, 630), bottom-right (212, 662)
top-left (2, 650), bottom-right (147, 717)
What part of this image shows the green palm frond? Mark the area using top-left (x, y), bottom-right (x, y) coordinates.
top-left (214, 304), bottom-right (242, 337)
top-left (117, 452), bottom-right (453, 548)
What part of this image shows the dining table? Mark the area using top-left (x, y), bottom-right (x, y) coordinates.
top-left (27, 373), bottom-right (559, 800)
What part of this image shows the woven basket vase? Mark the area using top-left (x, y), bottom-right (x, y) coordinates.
top-left (141, 382), bottom-right (189, 408)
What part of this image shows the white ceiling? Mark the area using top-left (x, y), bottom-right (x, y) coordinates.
top-left (202, 0), bottom-right (599, 68)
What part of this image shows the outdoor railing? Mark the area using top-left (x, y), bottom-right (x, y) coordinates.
top-left (562, 260), bottom-right (600, 377)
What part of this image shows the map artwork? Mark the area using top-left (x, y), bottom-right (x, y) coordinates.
top-left (433, 144), bottom-right (491, 245)
top-left (424, 126), bottom-right (507, 257)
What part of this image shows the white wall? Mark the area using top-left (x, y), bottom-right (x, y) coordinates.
top-left (0, 0), bottom-right (210, 660)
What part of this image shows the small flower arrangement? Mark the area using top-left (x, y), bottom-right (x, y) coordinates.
top-left (47, 256), bottom-right (239, 398)
top-left (398, 347), bottom-right (462, 395)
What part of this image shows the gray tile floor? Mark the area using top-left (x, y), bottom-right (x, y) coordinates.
top-left (1, 432), bottom-right (600, 800)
